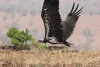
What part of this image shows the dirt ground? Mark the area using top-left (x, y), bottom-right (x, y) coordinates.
top-left (0, 46), bottom-right (100, 67)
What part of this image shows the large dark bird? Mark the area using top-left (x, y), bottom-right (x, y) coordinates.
top-left (38, 0), bottom-right (83, 47)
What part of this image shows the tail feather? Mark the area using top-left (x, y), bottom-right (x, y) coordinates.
top-left (63, 41), bottom-right (73, 47)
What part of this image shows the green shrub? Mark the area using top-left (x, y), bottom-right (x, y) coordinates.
top-left (33, 41), bottom-right (48, 51)
top-left (7, 26), bottom-right (48, 50)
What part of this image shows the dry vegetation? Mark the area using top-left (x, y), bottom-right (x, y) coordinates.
top-left (0, 45), bottom-right (100, 67)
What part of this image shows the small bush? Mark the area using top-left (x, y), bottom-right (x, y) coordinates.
top-left (33, 41), bottom-right (48, 51)
top-left (7, 26), bottom-right (48, 50)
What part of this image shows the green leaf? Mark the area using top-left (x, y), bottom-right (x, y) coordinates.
top-left (6, 26), bottom-right (47, 50)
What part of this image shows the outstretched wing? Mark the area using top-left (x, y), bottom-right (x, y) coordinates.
top-left (62, 2), bottom-right (83, 41)
top-left (41, 0), bottom-right (63, 42)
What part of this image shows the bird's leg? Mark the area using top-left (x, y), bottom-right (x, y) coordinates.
top-left (43, 38), bottom-right (49, 43)
top-left (43, 22), bottom-right (50, 43)
top-left (48, 22), bottom-right (53, 37)
top-left (43, 21), bottom-right (53, 43)
top-left (43, 33), bottom-right (48, 43)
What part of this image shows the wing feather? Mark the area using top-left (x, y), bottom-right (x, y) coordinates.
top-left (41, 0), bottom-right (63, 42)
top-left (62, 3), bottom-right (83, 41)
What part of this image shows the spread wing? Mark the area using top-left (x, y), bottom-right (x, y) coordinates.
top-left (41, 0), bottom-right (63, 42)
top-left (62, 2), bottom-right (83, 41)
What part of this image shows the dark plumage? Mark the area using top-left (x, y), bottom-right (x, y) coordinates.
top-left (38, 0), bottom-right (83, 47)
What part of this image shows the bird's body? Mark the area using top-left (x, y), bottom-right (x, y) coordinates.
top-left (38, 0), bottom-right (83, 47)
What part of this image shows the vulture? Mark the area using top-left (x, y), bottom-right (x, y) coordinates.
top-left (38, 0), bottom-right (83, 47)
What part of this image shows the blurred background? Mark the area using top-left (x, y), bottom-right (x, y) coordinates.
top-left (0, 0), bottom-right (100, 50)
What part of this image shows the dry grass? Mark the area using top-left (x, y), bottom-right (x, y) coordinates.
top-left (0, 45), bottom-right (100, 67)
